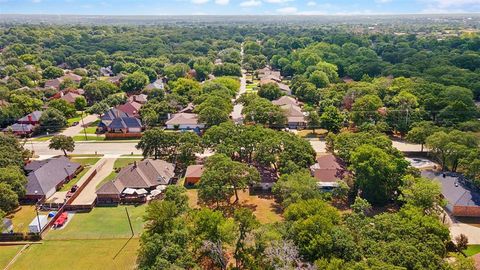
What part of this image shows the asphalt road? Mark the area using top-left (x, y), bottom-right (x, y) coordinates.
top-left (30, 141), bottom-right (141, 158)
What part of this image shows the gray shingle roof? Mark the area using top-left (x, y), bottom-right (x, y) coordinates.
top-left (108, 117), bottom-right (142, 129)
top-left (18, 111), bottom-right (43, 123)
top-left (101, 108), bottom-right (129, 121)
top-left (25, 156), bottom-right (81, 196)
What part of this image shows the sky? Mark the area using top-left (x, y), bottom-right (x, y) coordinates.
top-left (0, 0), bottom-right (479, 15)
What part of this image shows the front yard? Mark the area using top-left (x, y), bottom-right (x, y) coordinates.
top-left (0, 245), bottom-right (23, 269)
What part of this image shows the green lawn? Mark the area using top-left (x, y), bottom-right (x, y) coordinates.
top-left (59, 158), bottom-right (100, 192)
top-left (0, 245), bottom-right (23, 269)
top-left (73, 135), bottom-right (105, 141)
top-left (67, 113), bottom-right (87, 126)
top-left (10, 239), bottom-right (139, 270)
top-left (97, 158), bottom-right (143, 188)
top-left (81, 126), bottom-right (98, 135)
top-left (31, 135), bottom-right (53, 142)
top-left (45, 205), bottom-right (146, 240)
top-left (465, 245), bottom-right (480, 256)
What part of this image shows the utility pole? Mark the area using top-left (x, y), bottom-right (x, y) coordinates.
top-left (81, 111), bottom-right (88, 141)
top-left (125, 207), bottom-right (134, 237)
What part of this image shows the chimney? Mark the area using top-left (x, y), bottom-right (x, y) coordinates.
top-left (133, 161), bottom-right (137, 168)
top-left (60, 92), bottom-right (64, 97)
top-left (167, 113), bottom-right (171, 119)
top-left (27, 115), bottom-right (33, 123)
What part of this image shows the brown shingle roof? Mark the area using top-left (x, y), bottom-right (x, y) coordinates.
top-left (96, 159), bottom-right (175, 195)
top-left (166, 113), bottom-right (200, 125)
top-left (185, 165), bottom-right (204, 179)
top-left (310, 154), bottom-right (348, 183)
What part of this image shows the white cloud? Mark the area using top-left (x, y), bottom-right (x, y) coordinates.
top-left (240, 0), bottom-right (261, 7)
top-left (421, 0), bottom-right (480, 8)
top-left (307, 1), bottom-right (316, 6)
top-left (264, 0), bottom-right (292, 3)
top-left (191, 0), bottom-right (209, 4)
top-left (276, 6), bottom-right (297, 14)
top-left (215, 0), bottom-right (230, 4)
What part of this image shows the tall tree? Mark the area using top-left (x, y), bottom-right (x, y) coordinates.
top-left (49, 135), bottom-right (75, 156)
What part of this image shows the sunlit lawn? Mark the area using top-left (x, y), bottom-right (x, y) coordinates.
top-left (465, 245), bottom-right (480, 256)
top-left (73, 135), bottom-right (105, 141)
top-left (10, 238), bottom-right (139, 270)
top-left (59, 158), bottom-right (100, 192)
top-left (0, 245), bottom-right (23, 269)
top-left (81, 126), bottom-right (98, 134)
top-left (45, 205), bottom-right (146, 240)
top-left (31, 135), bottom-right (53, 142)
top-left (296, 129), bottom-right (328, 138)
top-left (67, 113), bottom-right (87, 126)
top-left (5, 206), bottom-right (49, 233)
top-left (183, 188), bottom-right (282, 224)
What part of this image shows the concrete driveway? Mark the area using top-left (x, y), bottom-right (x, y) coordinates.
top-left (61, 114), bottom-right (98, 137)
top-left (71, 157), bottom-right (116, 205)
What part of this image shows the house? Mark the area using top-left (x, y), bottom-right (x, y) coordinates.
top-left (184, 165), bottom-right (204, 186)
top-left (3, 123), bottom-right (36, 136)
top-left (17, 111), bottom-right (43, 125)
top-left (165, 113), bottom-right (205, 130)
top-left (128, 94), bottom-right (148, 104)
top-left (98, 108), bottom-right (129, 132)
top-left (60, 92), bottom-right (82, 104)
top-left (250, 165), bottom-right (278, 191)
top-left (100, 66), bottom-right (113, 77)
top-left (145, 79), bottom-right (164, 90)
top-left (62, 72), bottom-right (82, 83)
top-left (96, 159), bottom-right (176, 204)
top-left (24, 156), bottom-right (81, 201)
top-left (116, 101), bottom-right (143, 118)
top-left (272, 96), bottom-right (301, 107)
top-left (108, 75), bottom-right (124, 85)
top-left (44, 78), bottom-right (63, 90)
top-left (422, 171), bottom-right (480, 217)
top-left (310, 154), bottom-right (348, 183)
top-left (105, 117), bottom-right (143, 139)
top-left (281, 104), bottom-right (306, 129)
top-left (257, 66), bottom-right (281, 80)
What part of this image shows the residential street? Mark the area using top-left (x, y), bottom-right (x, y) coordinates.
top-left (30, 141), bottom-right (141, 157)
top-left (230, 43), bottom-right (246, 124)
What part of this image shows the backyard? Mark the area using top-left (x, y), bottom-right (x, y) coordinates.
top-left (5, 206), bottom-right (49, 233)
top-left (10, 239), bottom-right (139, 270)
top-left (45, 205), bottom-right (146, 240)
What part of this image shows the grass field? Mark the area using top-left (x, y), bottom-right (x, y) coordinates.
top-left (296, 129), bottom-right (328, 138)
top-left (10, 239), bottom-right (139, 270)
top-left (73, 135), bottom-right (106, 141)
top-left (0, 245), bottom-right (23, 269)
top-left (31, 135), bottom-right (53, 142)
top-left (45, 205), bottom-right (146, 240)
top-left (59, 158), bottom-right (100, 192)
top-left (67, 113), bottom-right (87, 126)
top-left (465, 245), bottom-right (480, 256)
top-left (81, 126), bottom-right (98, 134)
